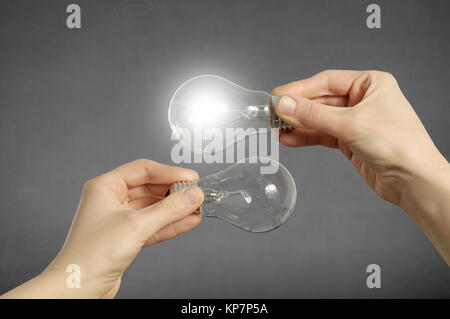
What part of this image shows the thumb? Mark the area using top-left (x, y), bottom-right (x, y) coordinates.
top-left (275, 95), bottom-right (348, 138)
top-left (138, 186), bottom-right (204, 234)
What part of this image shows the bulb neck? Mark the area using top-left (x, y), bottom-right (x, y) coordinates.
top-left (269, 96), bottom-right (294, 130)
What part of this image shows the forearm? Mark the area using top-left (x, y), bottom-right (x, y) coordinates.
top-left (1, 271), bottom-right (63, 299)
top-left (1, 268), bottom-right (100, 299)
top-left (400, 155), bottom-right (450, 265)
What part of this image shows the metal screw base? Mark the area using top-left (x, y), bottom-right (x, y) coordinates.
top-left (170, 181), bottom-right (199, 194)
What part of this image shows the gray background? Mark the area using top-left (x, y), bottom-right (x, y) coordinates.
top-left (0, 0), bottom-right (449, 298)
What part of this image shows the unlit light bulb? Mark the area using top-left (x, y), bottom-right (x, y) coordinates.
top-left (171, 158), bottom-right (297, 232)
top-left (168, 75), bottom-right (293, 153)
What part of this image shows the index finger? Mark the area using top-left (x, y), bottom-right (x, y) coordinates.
top-left (272, 70), bottom-right (362, 98)
top-left (108, 159), bottom-right (199, 188)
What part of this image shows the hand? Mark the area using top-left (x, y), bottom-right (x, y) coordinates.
top-left (2, 159), bottom-right (204, 298)
top-left (272, 70), bottom-right (450, 264)
top-left (273, 70), bottom-right (447, 205)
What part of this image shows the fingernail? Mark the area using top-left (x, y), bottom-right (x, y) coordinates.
top-left (278, 96), bottom-right (296, 116)
top-left (184, 187), bottom-right (202, 206)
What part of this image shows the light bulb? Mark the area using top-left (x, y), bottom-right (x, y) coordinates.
top-left (171, 158), bottom-right (297, 232)
top-left (168, 75), bottom-right (293, 153)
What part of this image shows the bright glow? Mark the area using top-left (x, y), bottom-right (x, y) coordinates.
top-left (187, 91), bottom-right (229, 128)
top-left (265, 183), bottom-right (278, 199)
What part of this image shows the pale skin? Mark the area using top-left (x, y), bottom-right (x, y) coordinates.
top-left (273, 70), bottom-right (450, 265)
top-left (1, 69), bottom-right (449, 299)
top-left (1, 159), bottom-right (204, 298)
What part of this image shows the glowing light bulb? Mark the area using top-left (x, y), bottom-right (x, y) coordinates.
top-left (171, 158), bottom-right (297, 232)
top-left (168, 75), bottom-right (292, 153)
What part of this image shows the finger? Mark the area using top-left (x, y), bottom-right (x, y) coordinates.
top-left (143, 213), bottom-right (202, 247)
top-left (272, 70), bottom-right (362, 99)
top-left (138, 186), bottom-right (204, 233)
top-left (338, 142), bottom-right (354, 161)
top-left (98, 159), bottom-right (199, 204)
top-left (127, 183), bottom-right (169, 201)
top-left (109, 159), bottom-right (199, 188)
top-left (313, 95), bottom-right (348, 107)
top-left (275, 95), bottom-right (349, 138)
top-left (280, 128), bottom-right (338, 148)
top-left (127, 197), bottom-right (158, 210)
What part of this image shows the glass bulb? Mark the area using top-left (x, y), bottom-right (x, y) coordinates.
top-left (168, 75), bottom-right (292, 153)
top-left (171, 158), bottom-right (297, 232)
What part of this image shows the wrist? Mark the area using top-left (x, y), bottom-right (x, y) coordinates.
top-left (398, 150), bottom-right (450, 265)
top-left (0, 266), bottom-right (99, 299)
top-left (42, 257), bottom-right (107, 299)
top-left (28, 267), bottom-right (95, 299)
top-left (399, 150), bottom-right (450, 224)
